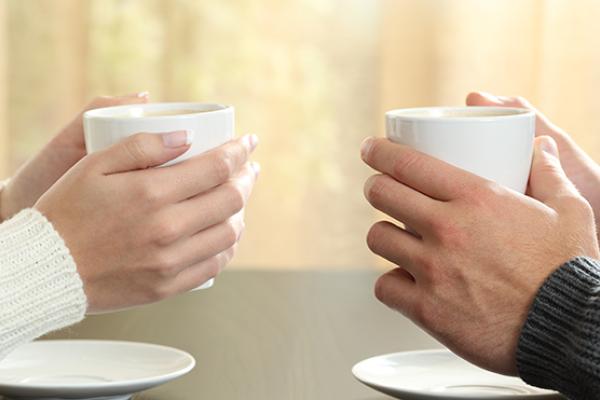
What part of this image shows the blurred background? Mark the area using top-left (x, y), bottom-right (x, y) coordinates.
top-left (1, 0), bottom-right (599, 269)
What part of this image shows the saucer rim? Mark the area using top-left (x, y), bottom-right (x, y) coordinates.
top-left (0, 340), bottom-right (195, 397)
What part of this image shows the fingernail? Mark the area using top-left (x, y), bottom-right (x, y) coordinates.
top-left (243, 134), bottom-right (259, 151)
top-left (361, 137), bottom-right (374, 159)
top-left (363, 176), bottom-right (375, 198)
top-left (162, 130), bottom-right (194, 148)
top-left (540, 136), bottom-right (558, 157)
top-left (250, 161), bottom-right (261, 177)
top-left (249, 134), bottom-right (259, 151)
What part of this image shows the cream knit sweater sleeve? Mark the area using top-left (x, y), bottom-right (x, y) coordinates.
top-left (0, 208), bottom-right (87, 359)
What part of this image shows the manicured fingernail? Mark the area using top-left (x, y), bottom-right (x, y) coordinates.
top-left (250, 161), bottom-right (261, 177)
top-left (242, 134), bottom-right (258, 151)
top-left (186, 129), bottom-right (195, 145)
top-left (539, 136), bottom-right (558, 157)
top-left (361, 137), bottom-right (374, 158)
top-left (162, 130), bottom-right (193, 148)
top-left (249, 134), bottom-right (259, 151)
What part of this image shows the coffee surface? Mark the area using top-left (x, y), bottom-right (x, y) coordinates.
top-left (141, 109), bottom-right (204, 117)
top-left (438, 110), bottom-right (522, 118)
top-left (399, 109), bottom-right (527, 118)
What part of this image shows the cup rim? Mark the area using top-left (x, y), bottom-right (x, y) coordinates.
top-left (83, 102), bottom-right (232, 120)
top-left (385, 106), bottom-right (534, 122)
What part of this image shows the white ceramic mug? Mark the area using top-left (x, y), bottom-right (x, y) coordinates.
top-left (84, 102), bottom-right (235, 290)
top-left (385, 106), bottom-right (535, 193)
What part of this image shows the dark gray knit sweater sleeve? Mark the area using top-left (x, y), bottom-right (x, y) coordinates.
top-left (517, 256), bottom-right (600, 400)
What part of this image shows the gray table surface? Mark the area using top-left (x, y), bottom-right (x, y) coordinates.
top-left (44, 269), bottom-right (442, 400)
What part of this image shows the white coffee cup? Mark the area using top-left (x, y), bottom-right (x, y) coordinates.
top-left (84, 102), bottom-right (235, 290)
top-left (385, 106), bottom-right (535, 193)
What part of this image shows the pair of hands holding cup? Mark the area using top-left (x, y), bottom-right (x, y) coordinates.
top-left (1, 91), bottom-right (598, 376)
top-left (362, 92), bottom-right (600, 375)
top-left (0, 93), bottom-right (259, 312)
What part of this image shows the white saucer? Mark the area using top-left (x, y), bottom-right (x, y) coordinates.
top-left (352, 349), bottom-right (564, 399)
top-left (0, 340), bottom-right (195, 400)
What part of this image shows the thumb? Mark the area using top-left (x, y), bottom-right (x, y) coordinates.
top-left (60, 92), bottom-right (151, 145)
top-left (94, 130), bottom-right (193, 173)
top-left (528, 136), bottom-right (578, 204)
top-left (82, 91), bottom-right (150, 114)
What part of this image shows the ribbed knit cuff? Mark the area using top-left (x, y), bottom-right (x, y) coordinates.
top-left (0, 209), bottom-right (87, 359)
top-left (517, 256), bottom-right (600, 399)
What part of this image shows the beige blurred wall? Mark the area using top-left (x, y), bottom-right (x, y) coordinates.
top-left (0, 1), bottom-right (7, 178)
top-left (2, 0), bottom-right (600, 268)
top-left (380, 0), bottom-right (600, 158)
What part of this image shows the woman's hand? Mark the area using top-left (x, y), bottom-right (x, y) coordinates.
top-left (361, 135), bottom-right (599, 375)
top-left (35, 131), bottom-right (259, 313)
top-left (0, 92), bottom-right (149, 221)
top-left (467, 92), bottom-right (600, 239)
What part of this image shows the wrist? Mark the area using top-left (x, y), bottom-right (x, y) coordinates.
top-left (0, 208), bottom-right (87, 358)
top-left (517, 257), bottom-right (600, 398)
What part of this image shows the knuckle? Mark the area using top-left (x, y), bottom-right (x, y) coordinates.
top-left (466, 180), bottom-right (503, 208)
top-left (374, 273), bottom-right (426, 323)
top-left (148, 283), bottom-right (172, 302)
top-left (137, 180), bottom-right (163, 204)
top-left (226, 183), bottom-right (246, 213)
top-left (430, 219), bottom-right (466, 248)
top-left (154, 219), bottom-right (181, 246)
top-left (223, 220), bottom-right (241, 247)
top-left (152, 252), bottom-right (178, 277)
top-left (467, 181), bottom-right (492, 204)
top-left (414, 254), bottom-right (436, 279)
top-left (536, 159), bottom-right (561, 177)
top-left (205, 259), bottom-right (222, 279)
top-left (563, 194), bottom-right (594, 218)
top-left (579, 199), bottom-right (595, 219)
top-left (213, 153), bottom-right (235, 182)
top-left (125, 134), bottom-right (151, 165)
top-left (392, 151), bottom-right (421, 181)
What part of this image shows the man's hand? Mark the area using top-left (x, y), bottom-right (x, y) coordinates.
top-left (361, 135), bottom-right (599, 375)
top-left (0, 92), bottom-right (149, 221)
top-left (467, 92), bottom-right (600, 239)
